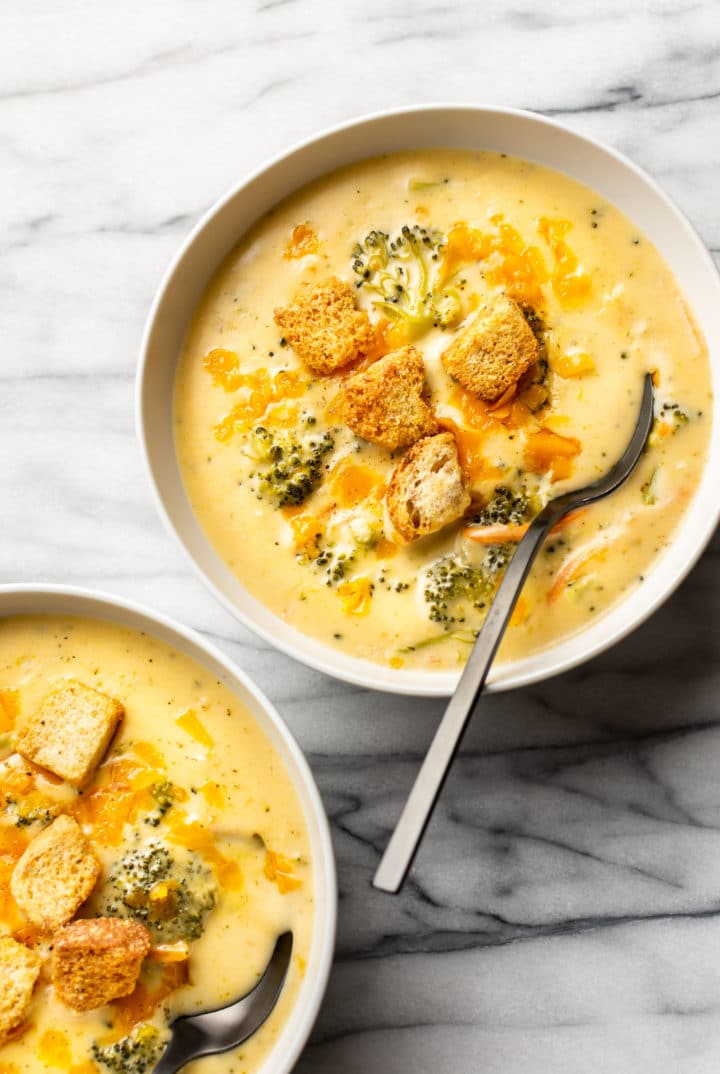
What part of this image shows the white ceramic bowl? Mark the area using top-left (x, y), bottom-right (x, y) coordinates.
top-left (137, 105), bottom-right (720, 697)
top-left (0, 584), bottom-right (336, 1074)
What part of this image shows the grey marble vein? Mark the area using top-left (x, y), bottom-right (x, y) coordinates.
top-left (2, 0), bottom-right (720, 1069)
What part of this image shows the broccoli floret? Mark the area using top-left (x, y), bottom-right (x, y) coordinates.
top-left (13, 806), bottom-right (54, 829)
top-left (1, 774), bottom-right (55, 830)
top-left (641, 468), bottom-right (659, 505)
top-left (660, 401), bottom-right (689, 429)
top-left (248, 426), bottom-right (335, 507)
top-left (422, 555), bottom-right (495, 625)
top-left (648, 402), bottom-right (690, 448)
top-left (314, 546), bottom-right (356, 585)
top-left (470, 486), bottom-right (530, 527)
top-left (481, 543), bottom-right (514, 577)
top-left (143, 780), bottom-right (177, 828)
top-left (466, 485), bottom-right (538, 581)
top-left (92, 1023), bottom-right (163, 1074)
top-left (351, 225), bottom-right (462, 334)
top-left (2, 795), bottom-right (53, 830)
top-left (98, 842), bottom-right (217, 943)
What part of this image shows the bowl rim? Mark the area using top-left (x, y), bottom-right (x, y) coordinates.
top-left (0, 582), bottom-right (337, 1074)
top-left (136, 102), bottom-right (720, 697)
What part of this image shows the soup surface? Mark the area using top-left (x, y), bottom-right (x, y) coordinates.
top-left (175, 149), bottom-right (712, 671)
top-left (0, 615), bottom-right (313, 1074)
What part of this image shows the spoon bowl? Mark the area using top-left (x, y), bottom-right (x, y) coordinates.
top-left (154, 932), bottom-right (293, 1074)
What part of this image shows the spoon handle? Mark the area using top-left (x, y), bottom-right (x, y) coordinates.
top-left (373, 508), bottom-right (560, 894)
top-left (373, 374), bottom-right (654, 895)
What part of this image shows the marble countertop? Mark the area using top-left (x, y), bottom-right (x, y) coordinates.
top-left (3, 1), bottom-right (720, 1070)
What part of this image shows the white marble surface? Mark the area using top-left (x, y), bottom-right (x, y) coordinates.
top-left (3, 0), bottom-right (720, 1070)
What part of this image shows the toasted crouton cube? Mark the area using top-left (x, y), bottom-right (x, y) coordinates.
top-left (16, 680), bottom-right (124, 787)
top-left (386, 432), bottom-right (471, 543)
top-left (441, 294), bottom-right (539, 401)
top-left (11, 815), bottom-right (100, 931)
top-left (53, 917), bottom-right (151, 1011)
top-left (0, 937), bottom-right (41, 1044)
top-left (274, 277), bottom-right (375, 375)
top-left (339, 345), bottom-right (438, 451)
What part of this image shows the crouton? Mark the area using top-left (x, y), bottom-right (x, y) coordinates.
top-left (53, 917), bottom-right (151, 1012)
top-left (440, 294), bottom-right (539, 401)
top-left (274, 277), bottom-right (375, 375)
top-left (0, 937), bottom-right (41, 1044)
top-left (386, 432), bottom-right (471, 543)
top-left (339, 345), bottom-right (438, 451)
top-left (16, 680), bottom-right (124, 787)
top-left (11, 815), bottom-right (100, 931)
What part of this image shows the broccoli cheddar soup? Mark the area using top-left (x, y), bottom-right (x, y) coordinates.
top-left (0, 616), bottom-right (314, 1074)
top-left (174, 149), bottom-right (712, 671)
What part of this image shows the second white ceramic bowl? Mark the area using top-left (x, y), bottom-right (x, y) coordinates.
top-left (137, 105), bottom-right (720, 696)
top-left (0, 584), bottom-right (336, 1074)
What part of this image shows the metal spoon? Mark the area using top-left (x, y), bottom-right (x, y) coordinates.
top-left (374, 372), bottom-right (655, 894)
top-left (154, 932), bottom-right (293, 1074)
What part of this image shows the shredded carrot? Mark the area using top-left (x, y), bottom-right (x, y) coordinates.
top-left (548, 543), bottom-right (608, 603)
top-left (463, 507), bottom-right (588, 545)
top-left (464, 523), bottom-right (530, 544)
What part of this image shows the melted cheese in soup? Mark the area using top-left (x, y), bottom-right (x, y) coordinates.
top-left (174, 149), bottom-right (712, 672)
top-left (0, 615), bottom-right (314, 1074)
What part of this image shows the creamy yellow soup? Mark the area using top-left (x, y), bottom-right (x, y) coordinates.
top-left (174, 149), bottom-right (712, 671)
top-left (0, 615), bottom-right (313, 1074)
